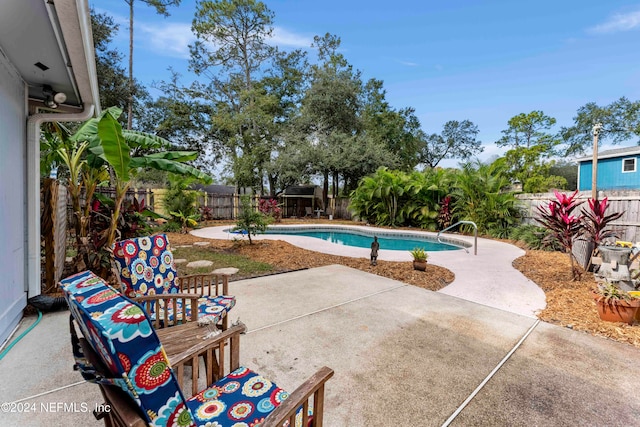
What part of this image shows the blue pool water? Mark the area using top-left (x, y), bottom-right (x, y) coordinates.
top-left (263, 229), bottom-right (458, 251)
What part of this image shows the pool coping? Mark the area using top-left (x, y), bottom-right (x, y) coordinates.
top-left (225, 224), bottom-right (471, 251)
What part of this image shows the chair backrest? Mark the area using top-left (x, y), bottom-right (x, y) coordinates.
top-left (60, 271), bottom-right (193, 427)
top-left (112, 234), bottom-right (180, 298)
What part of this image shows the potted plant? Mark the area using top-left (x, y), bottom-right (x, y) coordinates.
top-left (410, 247), bottom-right (428, 271)
top-left (592, 281), bottom-right (640, 325)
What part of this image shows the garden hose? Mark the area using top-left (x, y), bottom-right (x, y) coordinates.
top-left (0, 310), bottom-right (42, 361)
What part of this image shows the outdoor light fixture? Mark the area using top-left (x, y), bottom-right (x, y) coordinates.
top-left (42, 84), bottom-right (67, 109)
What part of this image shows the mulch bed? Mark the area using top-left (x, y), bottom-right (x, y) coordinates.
top-left (513, 250), bottom-right (640, 348)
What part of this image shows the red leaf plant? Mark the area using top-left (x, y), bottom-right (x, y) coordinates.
top-left (535, 190), bottom-right (584, 280)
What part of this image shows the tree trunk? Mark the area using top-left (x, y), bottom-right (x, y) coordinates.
top-left (127, 0), bottom-right (134, 130)
top-left (322, 171), bottom-right (329, 209)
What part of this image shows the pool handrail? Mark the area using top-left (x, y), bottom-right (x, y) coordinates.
top-left (437, 221), bottom-right (477, 255)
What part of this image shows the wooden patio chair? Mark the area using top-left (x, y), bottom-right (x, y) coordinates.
top-left (60, 272), bottom-right (334, 427)
top-left (112, 234), bottom-right (235, 330)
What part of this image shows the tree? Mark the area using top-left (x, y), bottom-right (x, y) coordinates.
top-left (496, 111), bottom-right (564, 192)
top-left (360, 79), bottom-right (424, 171)
top-left (233, 195), bottom-right (271, 244)
top-left (91, 9), bottom-right (148, 124)
top-left (190, 0), bottom-right (277, 191)
top-left (420, 120), bottom-right (482, 168)
top-left (123, 0), bottom-right (181, 130)
top-left (561, 97), bottom-right (640, 156)
top-left (496, 111), bottom-right (557, 149)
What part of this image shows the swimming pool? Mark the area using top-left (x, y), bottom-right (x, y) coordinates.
top-left (261, 226), bottom-right (464, 252)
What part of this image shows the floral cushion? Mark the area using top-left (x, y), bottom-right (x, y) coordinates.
top-left (152, 296), bottom-right (236, 327)
top-left (60, 271), bottom-right (194, 427)
top-left (112, 234), bottom-right (236, 325)
top-left (112, 234), bottom-right (180, 298)
top-left (186, 367), bottom-right (308, 427)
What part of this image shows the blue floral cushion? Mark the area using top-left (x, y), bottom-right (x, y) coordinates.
top-left (112, 234), bottom-right (236, 325)
top-left (151, 296), bottom-right (236, 327)
top-left (186, 367), bottom-right (308, 427)
top-left (112, 234), bottom-right (180, 298)
top-left (60, 271), bottom-right (194, 427)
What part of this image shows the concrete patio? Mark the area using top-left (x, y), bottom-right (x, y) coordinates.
top-left (1, 264), bottom-right (639, 426)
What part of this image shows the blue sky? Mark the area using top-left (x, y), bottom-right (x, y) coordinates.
top-left (92, 0), bottom-right (640, 167)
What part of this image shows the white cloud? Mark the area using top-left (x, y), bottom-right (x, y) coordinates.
top-left (399, 60), bottom-right (419, 67)
top-left (139, 22), bottom-right (195, 59)
top-left (589, 9), bottom-right (640, 34)
top-left (269, 26), bottom-right (313, 48)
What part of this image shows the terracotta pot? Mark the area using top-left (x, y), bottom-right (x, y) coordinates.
top-left (413, 260), bottom-right (427, 271)
top-left (592, 292), bottom-right (640, 325)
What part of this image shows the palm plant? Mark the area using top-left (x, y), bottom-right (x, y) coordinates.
top-left (452, 160), bottom-right (521, 237)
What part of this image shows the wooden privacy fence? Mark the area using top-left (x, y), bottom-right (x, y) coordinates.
top-left (41, 178), bottom-right (67, 293)
top-left (93, 188), bottom-right (355, 221)
top-left (517, 190), bottom-right (640, 242)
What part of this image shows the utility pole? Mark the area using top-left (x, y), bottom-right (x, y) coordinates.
top-left (591, 123), bottom-right (602, 200)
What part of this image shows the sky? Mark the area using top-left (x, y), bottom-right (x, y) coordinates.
top-left (91, 0), bottom-right (640, 168)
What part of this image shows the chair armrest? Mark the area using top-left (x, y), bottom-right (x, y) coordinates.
top-left (177, 273), bottom-right (230, 296)
top-left (261, 367), bottom-right (334, 427)
top-left (171, 323), bottom-right (247, 396)
top-left (133, 294), bottom-right (201, 328)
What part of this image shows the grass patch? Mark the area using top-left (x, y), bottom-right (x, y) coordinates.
top-left (173, 246), bottom-right (274, 277)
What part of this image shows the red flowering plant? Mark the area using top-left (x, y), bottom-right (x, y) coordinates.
top-left (580, 197), bottom-right (623, 246)
top-left (535, 190), bottom-right (584, 280)
top-left (258, 198), bottom-right (282, 222)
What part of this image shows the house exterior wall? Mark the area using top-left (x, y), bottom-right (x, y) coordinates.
top-left (0, 49), bottom-right (27, 345)
top-left (578, 156), bottom-right (640, 191)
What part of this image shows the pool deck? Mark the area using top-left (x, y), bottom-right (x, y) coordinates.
top-left (191, 224), bottom-right (547, 318)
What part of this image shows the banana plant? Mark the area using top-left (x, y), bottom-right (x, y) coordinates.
top-left (47, 106), bottom-right (212, 275)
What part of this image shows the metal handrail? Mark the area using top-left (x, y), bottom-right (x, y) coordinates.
top-left (437, 221), bottom-right (477, 255)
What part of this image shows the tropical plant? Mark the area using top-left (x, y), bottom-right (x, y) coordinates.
top-left (349, 167), bottom-right (450, 229)
top-left (535, 190), bottom-right (584, 280)
top-left (170, 210), bottom-right (199, 233)
top-left (593, 280), bottom-right (633, 304)
top-left (410, 247), bottom-right (428, 262)
top-left (509, 224), bottom-right (557, 251)
top-left (258, 198), bottom-right (282, 222)
top-left (580, 197), bottom-right (624, 246)
top-left (233, 195), bottom-right (272, 244)
top-left (48, 106), bottom-right (211, 277)
top-left (452, 160), bottom-right (522, 238)
top-left (437, 195), bottom-right (453, 230)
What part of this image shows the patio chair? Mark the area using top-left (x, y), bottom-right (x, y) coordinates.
top-left (61, 271), bottom-right (334, 427)
top-left (112, 234), bottom-right (235, 330)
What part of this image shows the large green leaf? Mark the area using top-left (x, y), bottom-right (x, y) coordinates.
top-left (98, 113), bottom-right (130, 181)
top-left (130, 156), bottom-right (212, 184)
top-left (142, 151), bottom-right (199, 162)
top-left (123, 130), bottom-right (173, 150)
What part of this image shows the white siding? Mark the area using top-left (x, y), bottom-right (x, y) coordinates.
top-left (0, 48), bottom-right (27, 345)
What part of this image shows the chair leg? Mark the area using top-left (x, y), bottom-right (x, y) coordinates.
top-left (222, 314), bottom-right (229, 331)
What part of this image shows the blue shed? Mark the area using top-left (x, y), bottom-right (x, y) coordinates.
top-left (577, 146), bottom-right (640, 191)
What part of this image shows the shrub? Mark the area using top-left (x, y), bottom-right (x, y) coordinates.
top-left (233, 196), bottom-right (272, 244)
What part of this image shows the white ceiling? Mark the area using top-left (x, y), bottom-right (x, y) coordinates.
top-left (0, 0), bottom-right (82, 107)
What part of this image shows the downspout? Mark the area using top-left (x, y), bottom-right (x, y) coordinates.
top-left (25, 106), bottom-right (95, 298)
top-left (24, 0), bottom-right (100, 298)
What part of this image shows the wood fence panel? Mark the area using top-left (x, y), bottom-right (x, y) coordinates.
top-left (41, 179), bottom-right (67, 293)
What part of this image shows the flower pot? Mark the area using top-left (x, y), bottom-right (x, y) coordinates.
top-left (592, 292), bottom-right (640, 325)
top-left (413, 260), bottom-right (427, 271)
